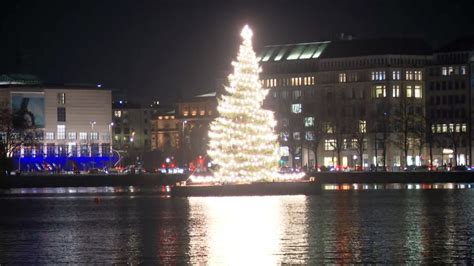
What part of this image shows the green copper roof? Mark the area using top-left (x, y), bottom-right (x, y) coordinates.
top-left (257, 41), bottom-right (331, 62)
top-left (0, 74), bottom-right (42, 85)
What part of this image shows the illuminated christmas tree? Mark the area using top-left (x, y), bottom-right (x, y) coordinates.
top-left (207, 25), bottom-right (280, 183)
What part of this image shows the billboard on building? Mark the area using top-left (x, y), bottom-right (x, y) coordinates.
top-left (11, 92), bottom-right (45, 128)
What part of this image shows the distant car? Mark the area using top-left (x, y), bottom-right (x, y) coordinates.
top-left (451, 165), bottom-right (470, 172)
top-left (436, 165), bottom-right (448, 172)
top-left (404, 165), bottom-right (416, 172)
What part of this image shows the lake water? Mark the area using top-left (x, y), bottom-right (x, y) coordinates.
top-left (1, 190), bottom-right (473, 264)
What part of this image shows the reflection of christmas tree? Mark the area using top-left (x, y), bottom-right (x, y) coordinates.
top-left (207, 25), bottom-right (280, 182)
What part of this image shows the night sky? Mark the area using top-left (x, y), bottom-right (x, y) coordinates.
top-left (1, 0), bottom-right (473, 104)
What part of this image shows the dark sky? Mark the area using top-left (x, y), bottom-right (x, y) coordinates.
top-left (1, 0), bottom-right (473, 104)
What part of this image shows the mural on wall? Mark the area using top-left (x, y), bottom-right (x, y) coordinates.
top-left (11, 92), bottom-right (45, 129)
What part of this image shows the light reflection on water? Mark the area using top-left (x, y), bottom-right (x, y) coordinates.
top-left (187, 196), bottom-right (306, 265)
top-left (0, 191), bottom-right (474, 264)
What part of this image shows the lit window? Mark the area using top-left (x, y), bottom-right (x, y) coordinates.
top-left (45, 132), bottom-right (54, 140)
top-left (183, 111), bottom-right (189, 116)
top-left (68, 132), bottom-right (76, 140)
top-left (405, 70), bottom-right (414, 80)
top-left (57, 92), bottom-right (66, 105)
top-left (57, 125), bottom-right (65, 140)
top-left (414, 85), bottom-right (422, 98)
top-left (442, 124), bottom-right (447, 133)
top-left (448, 124), bottom-right (454, 132)
top-left (392, 70), bottom-right (401, 80)
top-left (406, 85), bottom-right (413, 97)
top-left (324, 122), bottom-right (334, 133)
top-left (291, 104), bottom-right (302, 114)
top-left (442, 67), bottom-right (447, 76)
top-left (304, 117), bottom-right (315, 127)
top-left (460, 65), bottom-right (466, 75)
top-left (114, 110), bottom-right (122, 118)
top-left (374, 85), bottom-right (386, 98)
top-left (455, 124), bottom-right (461, 133)
top-left (305, 131), bottom-right (314, 141)
top-left (392, 85), bottom-right (400, 97)
top-left (90, 132), bottom-right (99, 140)
top-left (371, 71), bottom-right (385, 81)
top-left (338, 73), bottom-right (346, 83)
top-left (293, 132), bottom-right (301, 141)
top-left (448, 66), bottom-right (454, 75)
top-left (359, 120), bottom-right (366, 133)
top-left (79, 132), bottom-right (88, 140)
top-left (462, 124), bottom-right (467, 132)
top-left (280, 132), bottom-right (289, 142)
top-left (325, 139), bottom-right (336, 151)
top-left (279, 146), bottom-right (289, 156)
top-left (414, 70), bottom-right (422, 80)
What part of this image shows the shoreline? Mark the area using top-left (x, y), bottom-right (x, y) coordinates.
top-left (1, 171), bottom-right (473, 197)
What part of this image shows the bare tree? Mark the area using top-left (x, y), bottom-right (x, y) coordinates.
top-left (411, 110), bottom-right (427, 165)
top-left (350, 119), bottom-right (367, 170)
top-left (391, 96), bottom-right (416, 169)
top-left (0, 103), bottom-right (39, 175)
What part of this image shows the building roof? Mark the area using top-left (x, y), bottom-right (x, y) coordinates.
top-left (195, 92), bottom-right (217, 98)
top-left (0, 74), bottom-right (42, 85)
top-left (436, 36), bottom-right (474, 53)
top-left (257, 38), bottom-right (432, 62)
top-left (257, 41), bottom-right (330, 62)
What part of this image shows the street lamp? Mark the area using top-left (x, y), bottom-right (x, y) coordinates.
top-left (89, 121), bottom-right (96, 169)
top-left (108, 122), bottom-right (114, 168)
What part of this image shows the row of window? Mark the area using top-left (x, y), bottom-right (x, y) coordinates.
top-left (428, 80), bottom-right (466, 91)
top-left (264, 70), bottom-right (424, 87)
top-left (324, 139), bottom-right (368, 151)
top-left (429, 95), bottom-right (466, 105)
top-left (45, 127), bottom-right (103, 141)
top-left (370, 70), bottom-right (422, 81)
top-left (318, 57), bottom-right (427, 70)
top-left (374, 85), bottom-right (422, 98)
top-left (262, 76), bottom-right (315, 88)
top-left (431, 123), bottom-right (467, 134)
top-left (340, 70), bottom-right (422, 82)
top-left (441, 66), bottom-right (467, 76)
top-left (15, 143), bottom-right (111, 157)
top-left (183, 109), bottom-right (212, 117)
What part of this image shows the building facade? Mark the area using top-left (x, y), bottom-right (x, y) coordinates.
top-left (257, 38), bottom-right (432, 170)
top-left (0, 82), bottom-right (113, 171)
top-left (426, 37), bottom-right (474, 166)
top-left (176, 92), bottom-right (217, 166)
top-left (150, 110), bottom-right (179, 159)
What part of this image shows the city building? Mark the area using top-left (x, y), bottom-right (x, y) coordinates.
top-left (0, 77), bottom-right (113, 171)
top-left (175, 92), bottom-right (217, 167)
top-left (150, 109), bottom-right (179, 159)
top-left (256, 38), bottom-right (432, 170)
top-left (426, 36), bottom-right (474, 166)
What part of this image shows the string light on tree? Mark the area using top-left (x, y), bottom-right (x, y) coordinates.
top-left (192, 24), bottom-right (305, 184)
